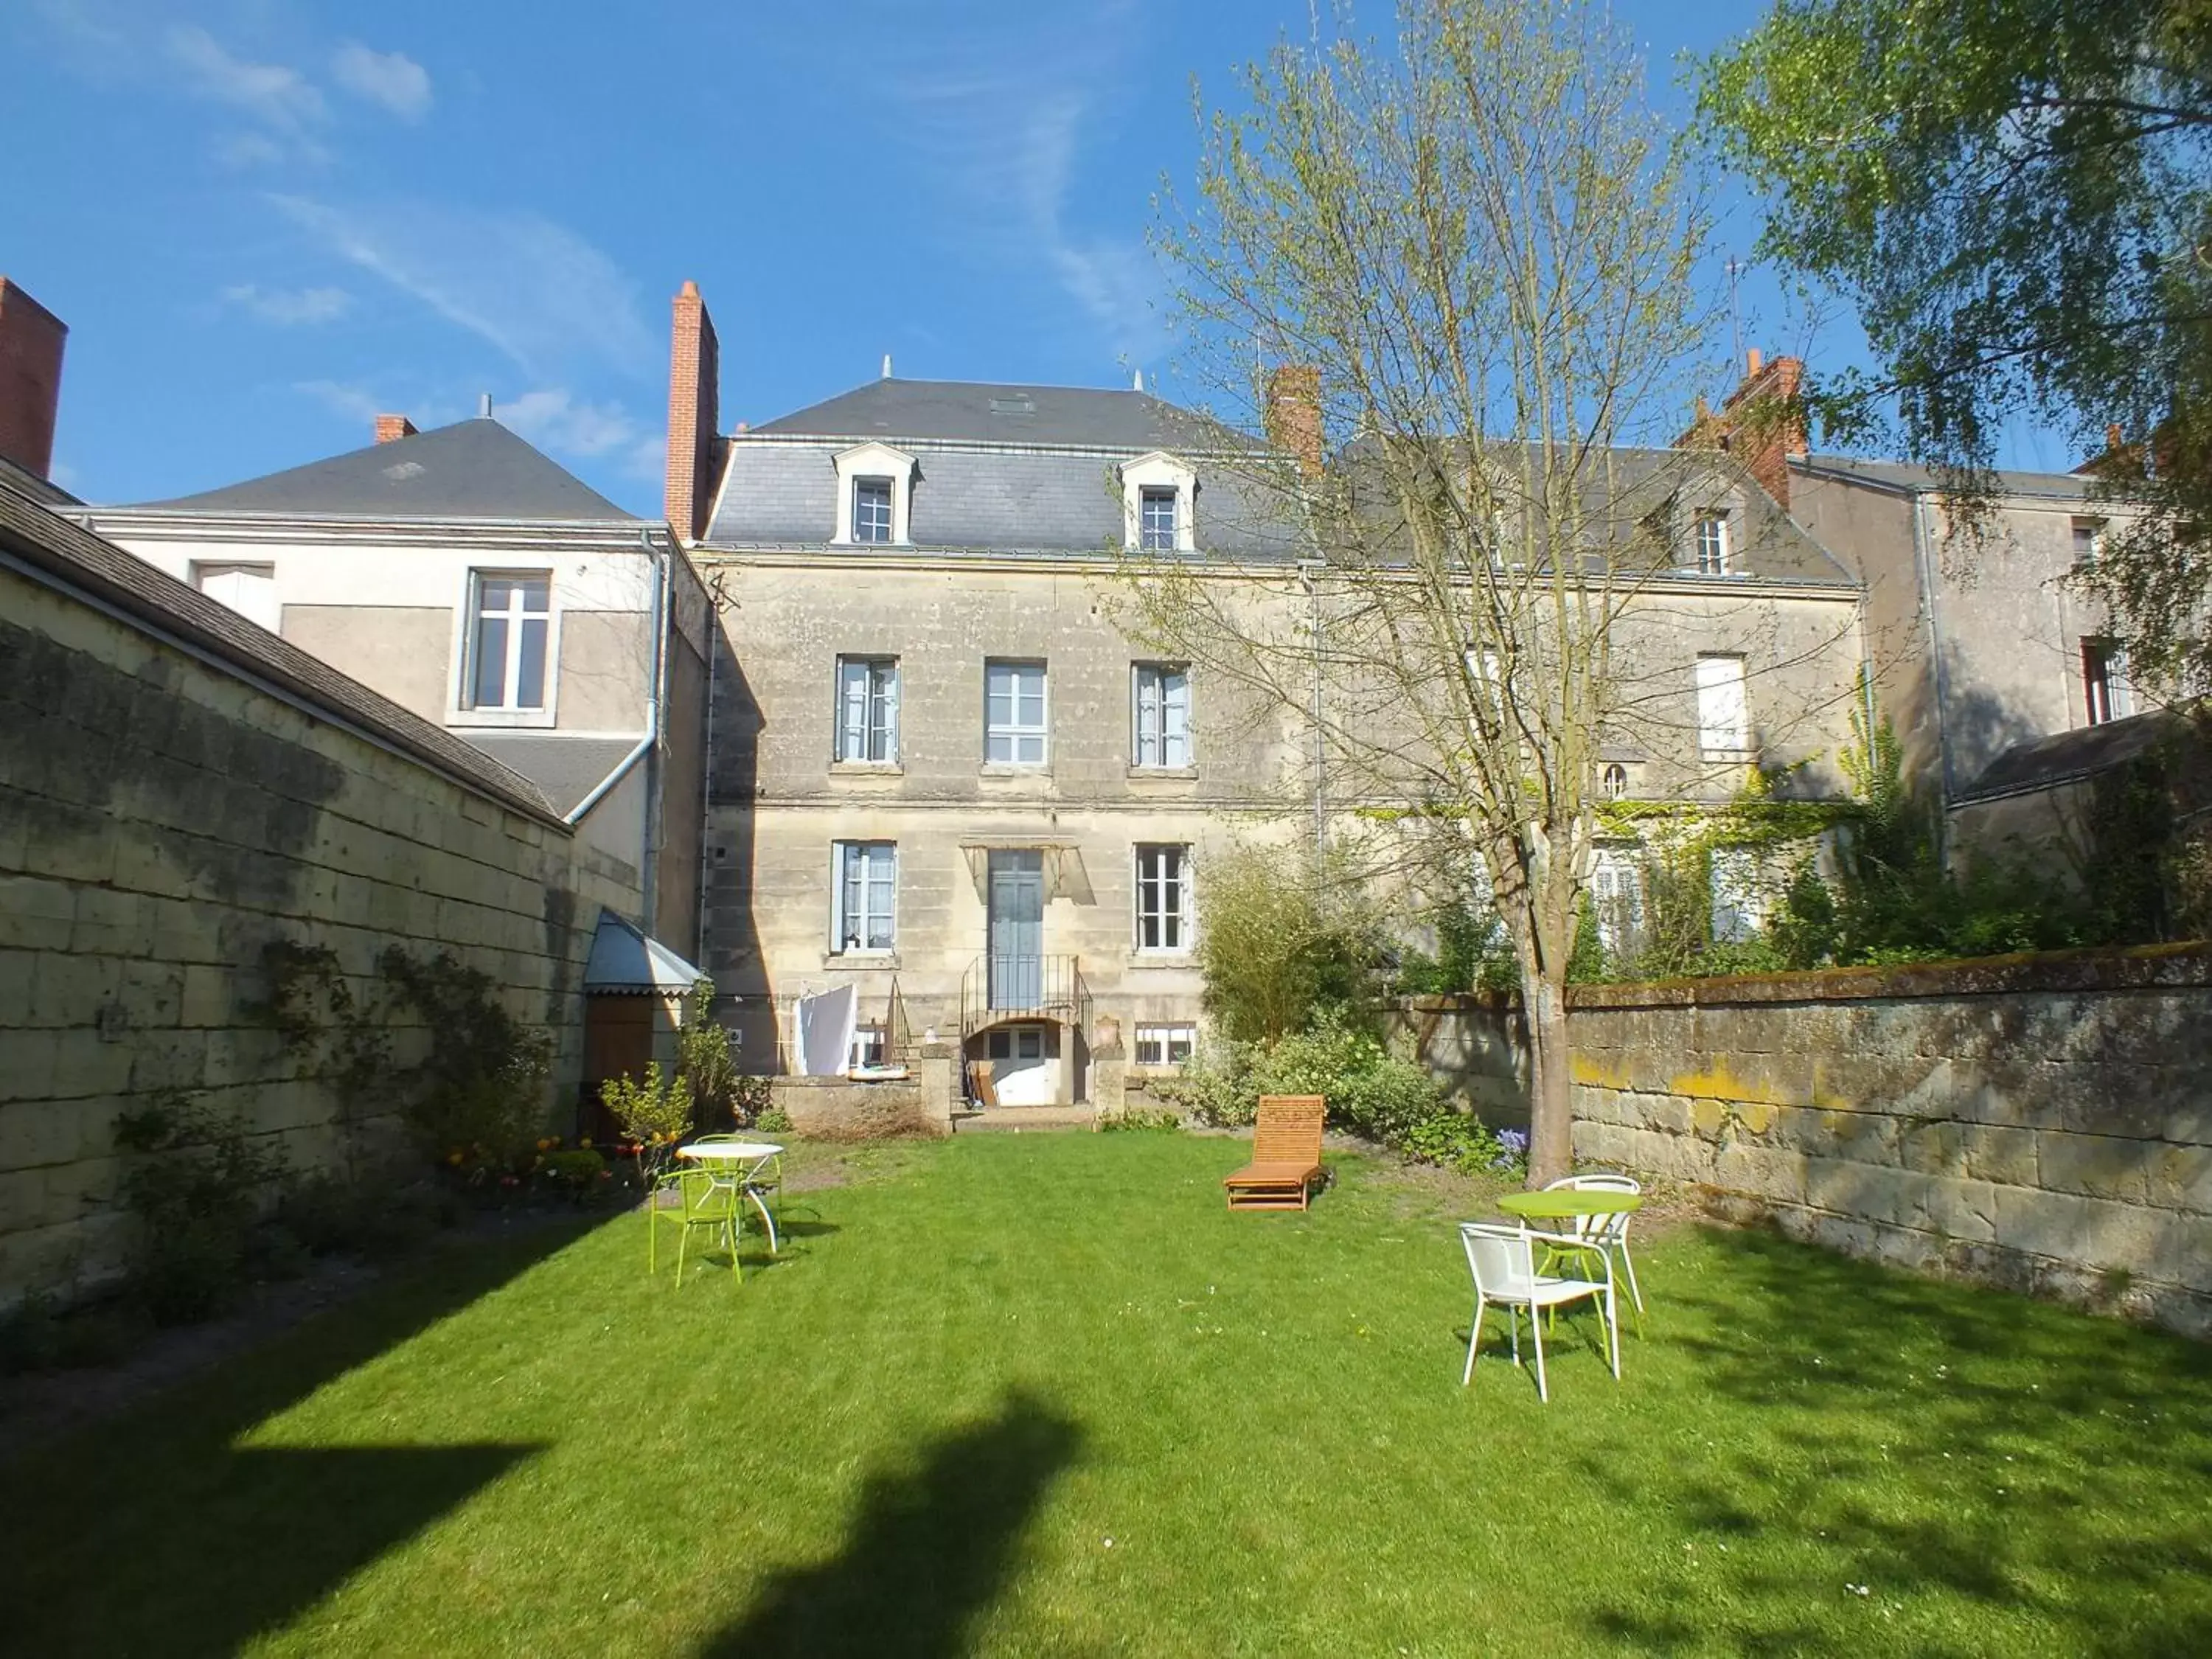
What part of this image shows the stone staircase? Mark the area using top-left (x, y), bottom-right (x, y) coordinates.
top-left (952, 1105), bottom-right (1099, 1133)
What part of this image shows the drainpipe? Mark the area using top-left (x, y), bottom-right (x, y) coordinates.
top-left (566, 531), bottom-right (670, 932)
top-left (1910, 490), bottom-right (1952, 859)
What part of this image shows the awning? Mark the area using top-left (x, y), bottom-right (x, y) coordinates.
top-left (582, 910), bottom-right (706, 995)
top-left (956, 838), bottom-right (1094, 904)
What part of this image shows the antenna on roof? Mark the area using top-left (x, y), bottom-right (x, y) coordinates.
top-left (479, 392), bottom-right (493, 418)
top-left (880, 354), bottom-right (893, 380)
top-left (1133, 368), bottom-right (1144, 392)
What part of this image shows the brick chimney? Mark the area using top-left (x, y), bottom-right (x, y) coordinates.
top-left (1265, 363), bottom-right (1324, 479)
top-left (375, 413), bottom-right (417, 444)
top-left (664, 279), bottom-right (723, 542)
top-left (1678, 349), bottom-right (1807, 509)
top-left (0, 276), bottom-right (68, 481)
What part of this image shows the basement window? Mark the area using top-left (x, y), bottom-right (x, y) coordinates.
top-left (1133, 1023), bottom-right (1196, 1067)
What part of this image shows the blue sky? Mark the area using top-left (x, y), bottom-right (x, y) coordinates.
top-left (0, 1), bottom-right (2087, 514)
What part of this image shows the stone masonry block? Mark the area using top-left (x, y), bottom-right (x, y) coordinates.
top-left (0, 1099), bottom-right (89, 1171)
top-left (69, 888), bottom-right (154, 957)
top-left (1959, 1123), bottom-right (2039, 1189)
top-left (0, 1031), bottom-right (60, 1106)
top-left (27, 952), bottom-right (122, 1029)
top-left (0, 875), bottom-right (77, 952)
top-left (2037, 1131), bottom-right (2154, 1206)
top-left (2146, 1144), bottom-right (2212, 1216)
top-left (1921, 1174), bottom-right (2000, 1244)
top-left (42, 1028), bottom-right (134, 1102)
top-left (1896, 1119), bottom-right (1966, 1179)
top-left (1990, 1184), bottom-right (2098, 1264)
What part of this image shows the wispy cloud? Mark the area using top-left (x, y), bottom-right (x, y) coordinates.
top-left (166, 24), bottom-right (326, 133)
top-left (270, 195), bottom-right (656, 379)
top-left (294, 379), bottom-right (661, 479)
top-left (223, 282), bottom-right (352, 325)
top-left (331, 41), bottom-right (431, 122)
top-left (493, 389), bottom-right (664, 481)
top-left (890, 1), bottom-right (1164, 364)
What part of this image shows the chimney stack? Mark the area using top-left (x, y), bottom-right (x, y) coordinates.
top-left (375, 414), bottom-right (417, 445)
top-left (0, 276), bottom-right (69, 481)
top-left (1265, 364), bottom-right (1324, 479)
top-left (1676, 349), bottom-right (1806, 509)
top-left (664, 279), bottom-right (723, 542)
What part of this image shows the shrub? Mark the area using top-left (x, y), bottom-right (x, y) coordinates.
top-left (1194, 843), bottom-right (1385, 1042)
top-left (679, 979), bottom-right (741, 1127)
top-left (379, 949), bottom-right (554, 1165)
top-left (602, 1061), bottom-right (692, 1188)
top-left (754, 1105), bottom-right (794, 1135)
top-left (732, 1074), bottom-right (775, 1130)
top-left (112, 1092), bottom-right (291, 1325)
top-left (538, 1147), bottom-right (610, 1199)
top-left (1098, 1105), bottom-right (1183, 1133)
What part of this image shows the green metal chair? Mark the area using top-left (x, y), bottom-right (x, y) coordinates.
top-left (648, 1165), bottom-right (746, 1282)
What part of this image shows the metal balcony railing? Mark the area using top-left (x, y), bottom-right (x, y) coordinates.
top-left (959, 954), bottom-right (1091, 1040)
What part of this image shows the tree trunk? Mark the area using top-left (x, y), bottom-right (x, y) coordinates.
top-left (1524, 970), bottom-right (1573, 1186)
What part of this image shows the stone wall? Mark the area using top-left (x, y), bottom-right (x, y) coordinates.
top-left (0, 549), bottom-right (640, 1305)
top-left (1388, 994), bottom-right (1529, 1127)
top-left (1566, 948), bottom-right (2212, 1338)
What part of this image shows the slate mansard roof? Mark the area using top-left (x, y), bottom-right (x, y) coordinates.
top-left (124, 418), bottom-right (639, 524)
top-left (703, 377), bottom-right (1299, 561)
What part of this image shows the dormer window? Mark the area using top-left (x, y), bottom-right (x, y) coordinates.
top-left (1121, 452), bottom-right (1197, 552)
top-left (832, 442), bottom-right (916, 546)
top-left (1694, 511), bottom-right (1731, 575)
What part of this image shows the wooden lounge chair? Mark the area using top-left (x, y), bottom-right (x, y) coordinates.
top-left (1223, 1095), bottom-right (1326, 1210)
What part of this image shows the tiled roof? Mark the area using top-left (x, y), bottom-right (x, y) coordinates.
top-left (750, 378), bottom-right (1262, 451)
top-left (120, 418), bottom-right (639, 522)
top-left (459, 734), bottom-right (644, 817)
top-left (1957, 708), bottom-right (2188, 801)
top-left (0, 477), bottom-right (566, 824)
top-left (1792, 453), bottom-right (2095, 501)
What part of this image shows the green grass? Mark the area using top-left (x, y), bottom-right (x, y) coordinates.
top-left (3, 1133), bottom-right (2208, 1657)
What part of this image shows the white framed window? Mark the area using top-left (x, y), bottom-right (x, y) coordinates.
top-left (1709, 846), bottom-right (1762, 942)
top-left (831, 841), bottom-right (897, 954)
top-left (1694, 654), bottom-right (1750, 754)
top-left (466, 571), bottom-right (552, 711)
top-left (849, 1023), bottom-right (888, 1070)
top-left (1134, 844), bottom-right (1191, 953)
top-left (191, 562), bottom-right (280, 633)
top-left (832, 442), bottom-right (915, 545)
top-left (1601, 762), bottom-right (1629, 800)
top-left (852, 478), bottom-right (894, 543)
top-left (1120, 451), bottom-right (1197, 552)
top-left (1590, 851), bottom-right (1645, 956)
top-left (1694, 512), bottom-right (1731, 575)
top-left (1139, 487), bottom-right (1178, 551)
top-left (1133, 1023), bottom-right (1196, 1067)
top-left (1133, 664), bottom-right (1192, 767)
top-left (985, 659), bottom-right (1048, 765)
top-left (836, 656), bottom-right (900, 762)
top-left (2082, 639), bottom-right (2132, 725)
top-left (2070, 516), bottom-right (2107, 565)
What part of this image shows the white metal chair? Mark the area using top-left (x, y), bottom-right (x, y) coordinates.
top-left (1458, 1222), bottom-right (1619, 1402)
top-left (1539, 1172), bottom-right (1644, 1316)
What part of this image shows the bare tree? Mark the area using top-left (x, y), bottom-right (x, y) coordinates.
top-left (1118, 0), bottom-right (1747, 1184)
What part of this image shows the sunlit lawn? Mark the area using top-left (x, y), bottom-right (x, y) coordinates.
top-left (3, 1131), bottom-right (2208, 1657)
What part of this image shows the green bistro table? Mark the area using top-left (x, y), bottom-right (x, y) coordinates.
top-left (1495, 1189), bottom-right (1643, 1222)
top-left (1495, 1187), bottom-right (1646, 1333)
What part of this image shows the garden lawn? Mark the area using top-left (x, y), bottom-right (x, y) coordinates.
top-left (3, 1132), bottom-right (2208, 1658)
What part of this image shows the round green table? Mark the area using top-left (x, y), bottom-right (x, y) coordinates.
top-left (1495, 1189), bottom-right (1643, 1221)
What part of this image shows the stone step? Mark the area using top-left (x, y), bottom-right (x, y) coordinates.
top-left (953, 1106), bottom-right (1099, 1133)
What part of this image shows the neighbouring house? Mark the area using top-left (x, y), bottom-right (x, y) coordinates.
top-left (1789, 447), bottom-right (2150, 844)
top-left (66, 409), bottom-right (710, 957)
top-left (668, 286), bottom-right (1871, 1096)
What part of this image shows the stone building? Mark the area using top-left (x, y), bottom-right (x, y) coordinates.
top-left (1790, 451), bottom-right (2146, 825)
top-left (667, 290), bottom-right (1871, 1099)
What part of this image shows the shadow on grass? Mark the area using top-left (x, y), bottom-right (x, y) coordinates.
top-left (1573, 1225), bottom-right (2212, 1656)
top-left (701, 1388), bottom-right (1082, 1658)
top-left (0, 1218), bottom-right (588, 1657)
